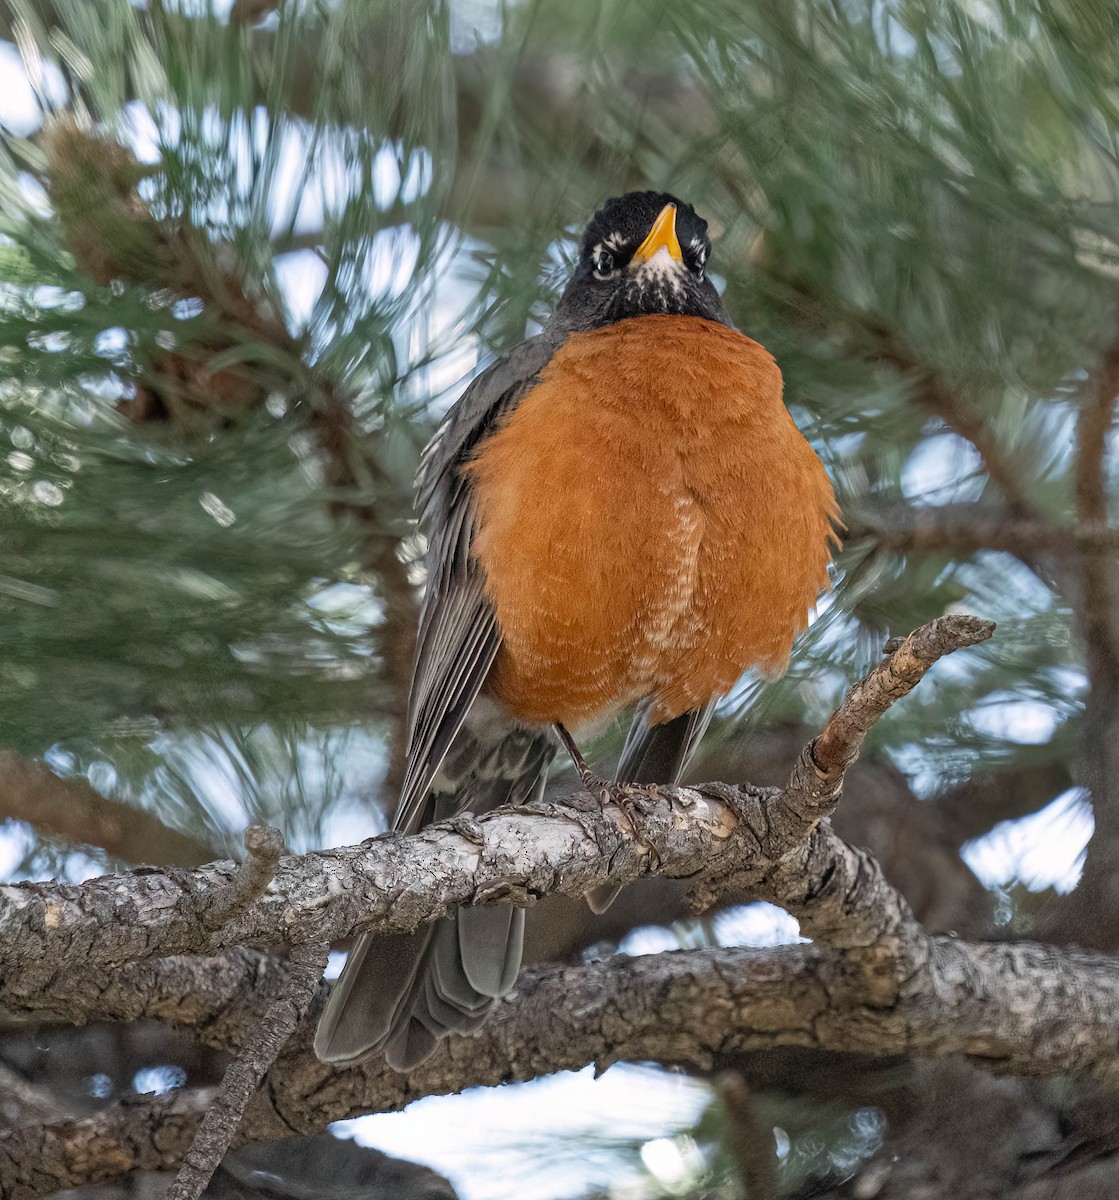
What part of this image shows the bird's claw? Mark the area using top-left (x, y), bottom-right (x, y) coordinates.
top-left (613, 782), bottom-right (658, 819)
top-left (578, 772), bottom-right (615, 807)
top-left (581, 777), bottom-right (658, 818)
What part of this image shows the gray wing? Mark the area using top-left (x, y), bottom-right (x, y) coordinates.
top-left (316, 715), bottom-right (555, 1068)
top-left (315, 335), bottom-right (561, 1069)
top-left (585, 698), bottom-right (717, 915)
top-left (392, 333), bottom-right (560, 835)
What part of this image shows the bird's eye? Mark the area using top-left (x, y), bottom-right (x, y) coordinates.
top-left (592, 250), bottom-right (615, 278)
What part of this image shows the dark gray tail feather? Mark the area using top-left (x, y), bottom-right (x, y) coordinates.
top-left (315, 906), bottom-right (524, 1070)
top-left (315, 711), bottom-right (552, 1068)
top-left (586, 700), bottom-right (716, 915)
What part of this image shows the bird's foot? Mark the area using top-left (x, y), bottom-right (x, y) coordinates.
top-left (577, 769), bottom-right (615, 805)
top-left (574, 770), bottom-right (647, 811)
top-left (610, 781), bottom-right (659, 819)
top-left (556, 726), bottom-right (657, 815)
top-left (579, 777), bottom-right (659, 819)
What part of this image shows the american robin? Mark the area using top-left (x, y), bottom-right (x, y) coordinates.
top-left (314, 191), bottom-right (838, 1070)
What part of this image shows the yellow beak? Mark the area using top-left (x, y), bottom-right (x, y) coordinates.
top-left (630, 203), bottom-right (683, 265)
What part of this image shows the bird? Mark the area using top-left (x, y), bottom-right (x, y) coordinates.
top-left (314, 191), bottom-right (838, 1071)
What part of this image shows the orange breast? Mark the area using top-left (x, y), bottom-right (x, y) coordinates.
top-left (464, 314), bottom-right (839, 730)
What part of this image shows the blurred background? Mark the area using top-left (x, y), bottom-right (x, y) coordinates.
top-left (1, 0), bottom-right (1118, 1196)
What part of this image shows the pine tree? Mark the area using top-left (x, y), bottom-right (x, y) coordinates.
top-left (2, 1), bottom-right (1119, 1196)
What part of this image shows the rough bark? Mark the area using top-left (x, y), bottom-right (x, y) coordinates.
top-left (12, 615), bottom-right (1119, 1198)
top-left (0, 1091), bottom-right (213, 1200)
top-left (7, 929), bottom-right (1119, 1199)
top-left (0, 617), bottom-right (991, 993)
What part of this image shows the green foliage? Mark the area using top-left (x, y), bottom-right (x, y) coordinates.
top-left (2, 0), bottom-right (1116, 1191)
top-left (0, 0), bottom-right (1105, 876)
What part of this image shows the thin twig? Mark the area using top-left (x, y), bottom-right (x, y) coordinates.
top-left (869, 333), bottom-right (1035, 515)
top-left (781, 614), bottom-right (995, 832)
top-left (313, 384), bottom-right (417, 798)
top-left (203, 826), bottom-right (285, 932)
top-left (164, 939), bottom-right (329, 1200)
top-left (918, 375), bottom-right (1026, 510)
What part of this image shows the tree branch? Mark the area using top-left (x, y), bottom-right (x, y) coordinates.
top-left (1051, 328), bottom-right (1119, 947)
top-left (5, 611), bottom-right (1119, 1197)
top-left (312, 385), bottom-right (418, 800)
top-left (777, 614), bottom-right (993, 840)
top-left (0, 782), bottom-right (720, 979)
top-left (1074, 327), bottom-right (1119, 677)
top-left (0, 1090), bottom-right (213, 1200)
top-left (715, 1073), bottom-right (778, 1200)
top-left (164, 940), bottom-right (328, 1200)
top-left (0, 617), bottom-right (992, 992)
top-left (40, 117), bottom-right (418, 807)
top-left (867, 333), bottom-right (1038, 517)
top-left (0, 749), bottom-right (217, 868)
top-left (0, 1062), bottom-right (64, 1131)
top-left (203, 827), bottom-right (286, 933)
top-left (0, 616), bottom-right (1016, 1198)
top-left (846, 506), bottom-right (1119, 560)
top-left (7, 928), bottom-right (1119, 1199)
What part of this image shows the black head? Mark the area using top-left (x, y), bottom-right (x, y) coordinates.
top-left (547, 191), bottom-right (729, 334)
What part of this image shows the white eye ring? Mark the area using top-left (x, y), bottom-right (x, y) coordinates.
top-left (592, 250), bottom-right (615, 278)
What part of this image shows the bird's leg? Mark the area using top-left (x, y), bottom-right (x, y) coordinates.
top-left (554, 724), bottom-right (614, 800)
top-left (554, 725), bottom-right (655, 818)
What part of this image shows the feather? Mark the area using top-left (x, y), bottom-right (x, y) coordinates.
top-left (315, 338), bottom-right (560, 1068)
